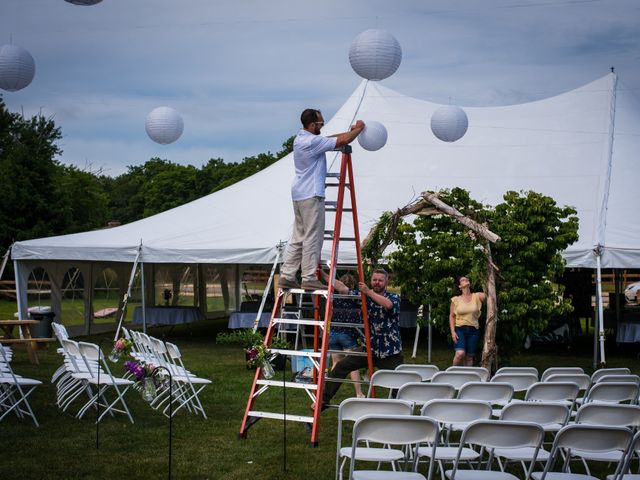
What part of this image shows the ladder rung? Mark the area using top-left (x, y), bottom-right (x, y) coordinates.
top-left (332, 293), bottom-right (362, 300)
top-left (330, 321), bottom-right (364, 328)
top-left (248, 411), bottom-right (314, 423)
top-left (323, 231), bottom-right (356, 241)
top-left (270, 348), bottom-right (321, 357)
top-left (256, 379), bottom-right (318, 390)
top-left (273, 318), bottom-right (325, 327)
top-left (281, 287), bottom-right (328, 294)
top-left (324, 201), bottom-right (353, 212)
top-left (325, 183), bottom-right (351, 188)
top-left (326, 349), bottom-right (368, 356)
top-left (326, 172), bottom-right (341, 178)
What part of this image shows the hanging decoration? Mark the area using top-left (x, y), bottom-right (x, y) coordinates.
top-left (348, 29), bottom-right (402, 81)
top-left (0, 44), bottom-right (35, 92)
top-left (357, 120), bottom-right (388, 151)
top-left (64, 0), bottom-right (104, 5)
top-left (430, 105), bottom-right (469, 142)
top-left (145, 107), bottom-right (184, 145)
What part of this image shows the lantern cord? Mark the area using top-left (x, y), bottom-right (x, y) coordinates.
top-left (328, 79), bottom-right (369, 171)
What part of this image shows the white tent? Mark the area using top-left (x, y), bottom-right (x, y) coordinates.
top-left (9, 73), bottom-right (640, 347)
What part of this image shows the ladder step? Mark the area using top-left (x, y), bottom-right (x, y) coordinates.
top-left (281, 287), bottom-right (328, 294)
top-left (325, 183), bottom-right (351, 188)
top-left (270, 348), bottom-right (322, 357)
top-left (326, 349), bottom-right (368, 356)
top-left (248, 411), bottom-right (314, 423)
top-left (330, 321), bottom-right (364, 328)
top-left (273, 318), bottom-right (325, 327)
top-left (324, 201), bottom-right (353, 212)
top-left (324, 231), bottom-right (356, 241)
top-left (256, 379), bottom-right (318, 390)
top-left (326, 172), bottom-right (341, 178)
top-left (332, 293), bottom-right (362, 300)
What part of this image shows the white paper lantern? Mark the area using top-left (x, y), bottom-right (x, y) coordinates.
top-left (0, 44), bottom-right (35, 92)
top-left (145, 107), bottom-right (184, 145)
top-left (64, 0), bottom-right (104, 5)
top-left (430, 105), bottom-right (469, 143)
top-left (357, 121), bottom-right (388, 151)
top-left (348, 29), bottom-right (402, 81)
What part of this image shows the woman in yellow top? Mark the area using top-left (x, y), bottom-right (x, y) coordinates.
top-left (449, 275), bottom-right (486, 366)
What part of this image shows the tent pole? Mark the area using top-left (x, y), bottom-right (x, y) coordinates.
top-left (427, 304), bottom-right (432, 364)
top-left (252, 242), bottom-right (285, 333)
top-left (0, 247), bottom-right (10, 282)
top-left (114, 244), bottom-right (143, 341)
top-left (141, 262), bottom-right (146, 334)
top-left (13, 259), bottom-right (25, 322)
top-left (595, 250), bottom-right (606, 367)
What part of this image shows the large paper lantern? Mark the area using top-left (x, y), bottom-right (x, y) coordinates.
top-left (64, 0), bottom-right (104, 5)
top-left (357, 121), bottom-right (388, 151)
top-left (0, 44), bottom-right (35, 92)
top-left (145, 107), bottom-right (184, 145)
top-left (348, 29), bottom-right (402, 81)
top-left (430, 105), bottom-right (468, 143)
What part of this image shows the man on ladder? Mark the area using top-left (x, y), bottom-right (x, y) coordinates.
top-left (278, 108), bottom-right (365, 290)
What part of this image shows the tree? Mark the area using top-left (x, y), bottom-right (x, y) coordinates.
top-left (0, 97), bottom-right (66, 250)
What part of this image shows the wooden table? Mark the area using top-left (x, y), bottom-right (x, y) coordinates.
top-left (0, 319), bottom-right (52, 365)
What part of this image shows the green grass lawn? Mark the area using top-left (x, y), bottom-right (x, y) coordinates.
top-left (1, 319), bottom-right (636, 479)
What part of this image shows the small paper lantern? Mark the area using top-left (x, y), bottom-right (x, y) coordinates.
top-left (64, 0), bottom-right (103, 5)
top-left (348, 29), bottom-right (402, 81)
top-left (145, 107), bottom-right (184, 145)
top-left (357, 121), bottom-right (388, 151)
top-left (430, 105), bottom-right (468, 143)
top-left (0, 44), bottom-right (35, 92)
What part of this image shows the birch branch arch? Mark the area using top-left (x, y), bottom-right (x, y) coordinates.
top-left (362, 191), bottom-right (501, 370)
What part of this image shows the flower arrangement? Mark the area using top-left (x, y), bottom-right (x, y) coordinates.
top-left (124, 360), bottom-right (162, 402)
top-left (216, 329), bottom-right (290, 377)
top-left (108, 337), bottom-right (133, 362)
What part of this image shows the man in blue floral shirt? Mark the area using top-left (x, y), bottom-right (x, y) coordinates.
top-left (321, 268), bottom-right (403, 405)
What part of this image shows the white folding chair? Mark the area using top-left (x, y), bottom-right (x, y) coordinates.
top-left (56, 339), bottom-right (97, 414)
top-left (418, 399), bottom-right (493, 480)
top-left (446, 366), bottom-right (490, 382)
top-left (584, 382), bottom-right (639, 405)
top-left (367, 370), bottom-right (423, 398)
top-left (495, 366), bottom-right (539, 379)
top-left (523, 382), bottom-right (580, 412)
top-left (541, 367), bottom-right (585, 382)
top-left (0, 346), bottom-right (41, 426)
top-left (613, 430), bottom-right (640, 480)
top-left (430, 371), bottom-right (482, 390)
top-left (446, 420), bottom-right (545, 480)
top-left (76, 341), bottom-right (134, 423)
top-left (396, 364), bottom-right (440, 382)
top-left (496, 402), bottom-right (571, 475)
top-left (457, 382), bottom-right (514, 417)
top-left (348, 414), bottom-right (439, 480)
top-left (597, 375), bottom-right (640, 385)
top-left (163, 342), bottom-right (211, 418)
top-left (490, 372), bottom-right (538, 393)
top-left (335, 397), bottom-right (415, 480)
top-left (397, 382), bottom-right (456, 410)
top-left (591, 368), bottom-right (631, 383)
top-left (531, 424), bottom-right (631, 480)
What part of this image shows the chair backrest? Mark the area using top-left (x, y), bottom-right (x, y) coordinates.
top-left (596, 374), bottom-right (640, 385)
top-left (395, 363), bottom-right (439, 381)
top-left (544, 373), bottom-right (591, 391)
top-left (338, 397), bottom-right (414, 423)
top-left (349, 415), bottom-right (439, 479)
top-left (575, 403), bottom-right (640, 428)
top-left (495, 366), bottom-right (539, 378)
top-left (457, 382), bottom-right (514, 405)
top-left (500, 401), bottom-right (570, 428)
top-left (421, 399), bottom-right (492, 425)
top-left (51, 322), bottom-right (69, 342)
top-left (540, 424), bottom-right (631, 478)
top-left (591, 367), bottom-right (631, 383)
top-left (367, 369), bottom-right (423, 397)
top-left (431, 371), bottom-right (482, 389)
top-left (541, 366), bottom-right (584, 382)
top-left (524, 382), bottom-right (580, 403)
top-left (397, 382), bottom-right (455, 406)
top-left (447, 366), bottom-right (490, 382)
top-left (165, 342), bottom-right (182, 360)
top-left (585, 382), bottom-right (640, 404)
top-left (490, 372), bottom-right (538, 392)
top-left (450, 420), bottom-right (544, 479)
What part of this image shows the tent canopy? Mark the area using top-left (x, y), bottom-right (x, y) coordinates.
top-left (11, 73), bottom-right (640, 269)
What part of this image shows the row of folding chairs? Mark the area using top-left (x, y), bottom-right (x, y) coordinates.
top-left (122, 327), bottom-right (211, 419)
top-left (51, 322), bottom-right (135, 424)
top-left (0, 345), bottom-right (42, 426)
top-left (336, 396), bottom-right (640, 480)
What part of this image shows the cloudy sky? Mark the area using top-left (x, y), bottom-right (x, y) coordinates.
top-left (1, 0), bottom-right (639, 176)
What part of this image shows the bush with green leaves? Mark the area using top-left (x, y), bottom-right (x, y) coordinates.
top-left (387, 188), bottom-right (578, 357)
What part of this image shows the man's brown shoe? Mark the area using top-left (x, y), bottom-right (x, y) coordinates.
top-left (278, 277), bottom-right (300, 289)
top-left (301, 280), bottom-right (327, 290)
